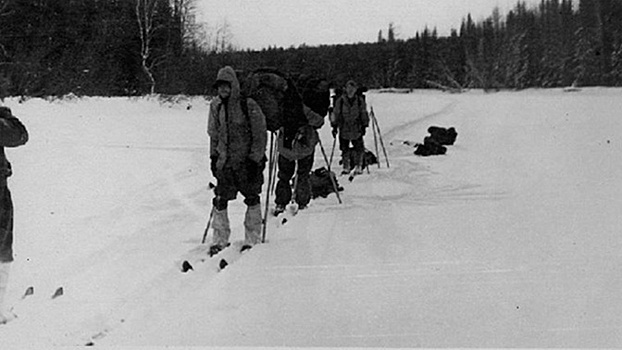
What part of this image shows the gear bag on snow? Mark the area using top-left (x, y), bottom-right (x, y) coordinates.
top-left (340, 148), bottom-right (378, 171)
top-left (309, 167), bottom-right (343, 199)
top-left (413, 126), bottom-right (457, 156)
top-left (428, 126), bottom-right (458, 145)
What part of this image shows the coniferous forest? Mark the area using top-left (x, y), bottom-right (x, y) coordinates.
top-left (0, 0), bottom-right (621, 98)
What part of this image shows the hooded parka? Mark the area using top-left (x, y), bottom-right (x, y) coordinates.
top-left (208, 66), bottom-right (267, 171)
top-left (332, 94), bottom-right (369, 140)
top-left (207, 66), bottom-right (267, 249)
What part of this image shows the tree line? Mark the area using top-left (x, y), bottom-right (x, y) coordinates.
top-left (1, 0), bottom-right (621, 98)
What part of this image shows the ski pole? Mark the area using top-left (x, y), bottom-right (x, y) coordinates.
top-left (262, 131), bottom-right (277, 243)
top-left (328, 133), bottom-right (336, 171)
top-left (201, 206), bottom-right (215, 244)
top-left (371, 107), bottom-right (390, 168)
top-left (201, 182), bottom-right (218, 244)
top-left (317, 137), bottom-right (342, 204)
top-left (371, 109), bottom-right (380, 168)
top-left (289, 161), bottom-right (299, 210)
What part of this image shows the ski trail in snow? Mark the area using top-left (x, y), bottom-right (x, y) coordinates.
top-left (342, 94), bottom-right (508, 207)
top-left (381, 96), bottom-right (458, 143)
top-left (83, 240), bottom-right (249, 346)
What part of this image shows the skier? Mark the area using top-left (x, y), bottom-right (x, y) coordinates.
top-left (331, 80), bottom-right (369, 175)
top-left (273, 104), bottom-right (324, 215)
top-left (207, 66), bottom-right (267, 255)
top-left (0, 106), bottom-right (28, 324)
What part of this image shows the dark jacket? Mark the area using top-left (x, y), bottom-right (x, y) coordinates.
top-left (278, 105), bottom-right (324, 161)
top-left (207, 66), bottom-right (267, 170)
top-left (0, 107), bottom-right (28, 186)
top-left (332, 94), bottom-right (369, 140)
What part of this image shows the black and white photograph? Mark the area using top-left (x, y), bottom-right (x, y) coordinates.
top-left (1, 0), bottom-right (621, 348)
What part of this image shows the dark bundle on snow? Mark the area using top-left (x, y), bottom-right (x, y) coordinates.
top-left (428, 126), bottom-right (457, 145)
top-left (310, 167), bottom-right (343, 199)
top-left (414, 126), bottom-right (458, 156)
top-left (340, 148), bottom-right (378, 170)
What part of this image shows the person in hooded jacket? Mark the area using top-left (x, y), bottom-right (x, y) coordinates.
top-left (0, 106), bottom-right (28, 324)
top-left (207, 66), bottom-right (267, 255)
top-left (331, 79), bottom-right (369, 175)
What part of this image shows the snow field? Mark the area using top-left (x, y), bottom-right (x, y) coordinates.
top-left (0, 89), bottom-right (620, 347)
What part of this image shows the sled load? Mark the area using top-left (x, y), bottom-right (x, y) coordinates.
top-left (309, 167), bottom-right (343, 199)
top-left (413, 126), bottom-right (458, 156)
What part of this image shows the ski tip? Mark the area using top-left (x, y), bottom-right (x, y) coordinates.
top-left (51, 287), bottom-right (64, 299)
top-left (22, 286), bottom-right (34, 299)
top-left (181, 260), bottom-right (194, 273)
top-left (219, 259), bottom-right (228, 270)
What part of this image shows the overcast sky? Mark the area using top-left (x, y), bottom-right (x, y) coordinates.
top-left (195, 0), bottom-right (542, 50)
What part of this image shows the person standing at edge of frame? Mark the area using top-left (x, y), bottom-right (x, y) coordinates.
top-left (0, 106), bottom-right (29, 324)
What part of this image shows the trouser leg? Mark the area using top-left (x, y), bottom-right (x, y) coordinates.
top-left (339, 137), bottom-right (353, 173)
top-left (244, 204), bottom-right (262, 246)
top-left (295, 153), bottom-right (314, 207)
top-left (275, 155), bottom-right (295, 207)
top-left (211, 197), bottom-right (231, 247)
top-left (351, 137), bottom-right (365, 171)
top-left (0, 187), bottom-right (14, 264)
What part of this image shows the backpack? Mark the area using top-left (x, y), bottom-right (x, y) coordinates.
top-left (297, 74), bottom-right (330, 116)
top-left (414, 137), bottom-right (447, 156)
top-left (427, 126), bottom-right (458, 145)
top-left (309, 167), bottom-right (343, 199)
top-left (243, 68), bottom-right (307, 137)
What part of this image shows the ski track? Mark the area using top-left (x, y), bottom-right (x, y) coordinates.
top-left (381, 96), bottom-right (458, 144)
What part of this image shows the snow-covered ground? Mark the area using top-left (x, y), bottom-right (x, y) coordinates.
top-left (0, 88), bottom-right (621, 348)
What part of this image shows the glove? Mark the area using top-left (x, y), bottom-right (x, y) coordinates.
top-left (332, 127), bottom-right (338, 138)
top-left (210, 155), bottom-right (218, 176)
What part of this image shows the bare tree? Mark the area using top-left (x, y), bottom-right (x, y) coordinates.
top-left (213, 19), bottom-right (236, 53)
top-left (174, 0), bottom-right (202, 47)
top-left (136, 0), bottom-right (158, 94)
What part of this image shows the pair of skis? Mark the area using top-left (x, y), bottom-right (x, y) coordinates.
top-left (180, 241), bottom-right (251, 274)
top-left (2, 285), bottom-right (64, 325)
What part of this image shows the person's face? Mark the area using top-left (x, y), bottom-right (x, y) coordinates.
top-left (217, 82), bottom-right (231, 99)
top-left (346, 84), bottom-right (357, 97)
